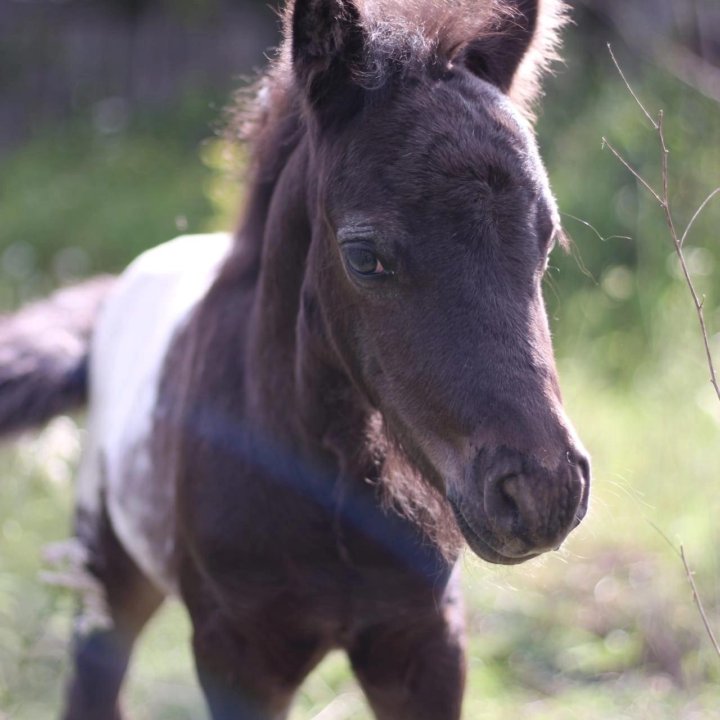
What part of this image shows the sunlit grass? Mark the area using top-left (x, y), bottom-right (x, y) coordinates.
top-left (1, 48), bottom-right (719, 719)
top-left (0, 94), bottom-right (225, 311)
top-left (1, 359), bottom-right (718, 719)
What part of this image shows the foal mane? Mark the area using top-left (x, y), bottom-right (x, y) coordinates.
top-left (228, 0), bottom-right (568, 179)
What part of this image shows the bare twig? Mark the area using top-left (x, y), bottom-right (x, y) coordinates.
top-left (600, 137), bottom-right (664, 206)
top-left (607, 48), bottom-right (720, 661)
top-left (681, 187), bottom-right (720, 248)
top-left (591, 5), bottom-right (720, 105)
top-left (680, 545), bottom-right (720, 660)
top-left (603, 46), bottom-right (720, 403)
top-left (648, 524), bottom-right (720, 661)
top-left (608, 44), bottom-right (658, 129)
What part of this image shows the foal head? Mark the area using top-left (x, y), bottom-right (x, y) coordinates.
top-left (290, 0), bottom-right (589, 564)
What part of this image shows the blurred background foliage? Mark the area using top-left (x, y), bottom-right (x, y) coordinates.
top-left (1, 0), bottom-right (719, 718)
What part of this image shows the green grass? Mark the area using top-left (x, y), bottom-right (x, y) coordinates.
top-left (1, 361), bottom-right (719, 719)
top-left (0, 93), bottom-right (231, 310)
top-left (1, 73), bottom-right (719, 719)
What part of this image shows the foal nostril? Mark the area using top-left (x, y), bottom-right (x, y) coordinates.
top-left (481, 452), bottom-right (588, 557)
top-left (484, 473), bottom-right (524, 537)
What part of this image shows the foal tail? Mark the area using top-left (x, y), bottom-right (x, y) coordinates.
top-left (0, 276), bottom-right (116, 437)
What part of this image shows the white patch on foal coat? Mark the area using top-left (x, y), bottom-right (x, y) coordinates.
top-left (76, 233), bottom-right (232, 594)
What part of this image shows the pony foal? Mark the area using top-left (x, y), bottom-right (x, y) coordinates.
top-left (0, 0), bottom-right (590, 718)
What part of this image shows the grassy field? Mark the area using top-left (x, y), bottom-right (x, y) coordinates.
top-left (1, 361), bottom-right (718, 719)
top-left (1, 78), bottom-right (719, 718)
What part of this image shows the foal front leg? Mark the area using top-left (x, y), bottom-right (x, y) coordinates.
top-left (182, 574), bottom-right (329, 720)
top-left (189, 610), bottom-right (329, 720)
top-left (348, 585), bottom-right (466, 720)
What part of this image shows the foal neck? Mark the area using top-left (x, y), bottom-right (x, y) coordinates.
top-left (237, 127), bottom-right (459, 561)
top-left (241, 134), bottom-right (374, 481)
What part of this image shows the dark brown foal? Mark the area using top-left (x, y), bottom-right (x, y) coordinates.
top-left (0, 1), bottom-right (588, 718)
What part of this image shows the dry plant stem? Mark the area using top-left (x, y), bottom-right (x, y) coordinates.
top-left (606, 46), bottom-right (720, 664)
top-left (682, 187), bottom-right (720, 247)
top-left (603, 45), bottom-right (720, 404)
top-left (680, 545), bottom-right (720, 660)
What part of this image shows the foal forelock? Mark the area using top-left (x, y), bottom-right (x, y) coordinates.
top-left (229, 0), bottom-right (568, 158)
top-left (340, 0), bottom-right (567, 104)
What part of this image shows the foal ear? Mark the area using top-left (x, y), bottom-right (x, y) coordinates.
top-left (459, 0), bottom-right (539, 93)
top-left (291, 0), bottom-right (366, 120)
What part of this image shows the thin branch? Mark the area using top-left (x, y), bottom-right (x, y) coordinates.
top-left (603, 53), bottom-right (720, 404)
top-left (671, 241), bottom-right (720, 401)
top-left (680, 545), bottom-right (720, 660)
top-left (607, 44), bottom-right (659, 129)
top-left (648, 524), bottom-right (720, 661)
top-left (647, 519), bottom-right (679, 554)
top-left (597, 8), bottom-right (720, 105)
top-left (607, 49), bottom-right (720, 662)
top-left (601, 138), bottom-right (664, 206)
top-left (681, 187), bottom-right (720, 247)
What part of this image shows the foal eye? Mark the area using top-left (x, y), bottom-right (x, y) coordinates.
top-left (342, 244), bottom-right (387, 277)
